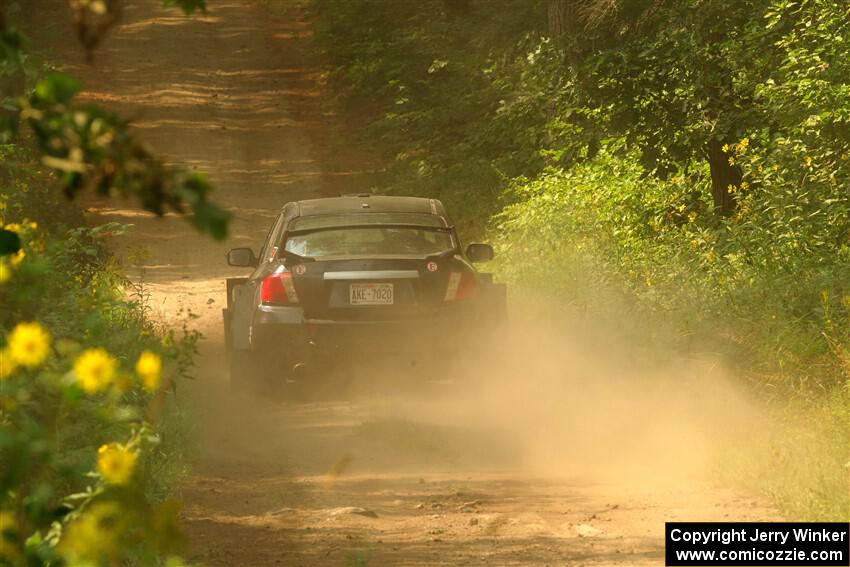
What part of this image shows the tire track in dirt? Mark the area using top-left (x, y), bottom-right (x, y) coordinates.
top-left (31, 2), bottom-right (779, 565)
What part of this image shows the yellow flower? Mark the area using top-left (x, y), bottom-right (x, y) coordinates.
top-left (805, 156), bottom-right (813, 168)
top-left (8, 322), bottom-right (51, 368)
top-left (74, 348), bottom-right (117, 393)
top-left (135, 350), bottom-right (162, 392)
top-left (721, 144), bottom-right (730, 153)
top-left (0, 348), bottom-right (16, 381)
top-left (0, 510), bottom-right (17, 560)
top-left (687, 211), bottom-right (697, 223)
top-left (9, 249), bottom-right (24, 268)
top-left (772, 164), bottom-right (779, 171)
top-left (738, 137), bottom-right (749, 150)
top-left (728, 156), bottom-right (736, 166)
top-left (0, 261), bottom-right (9, 284)
top-left (59, 501), bottom-right (122, 561)
top-left (97, 443), bottom-right (138, 485)
top-left (740, 181), bottom-right (749, 190)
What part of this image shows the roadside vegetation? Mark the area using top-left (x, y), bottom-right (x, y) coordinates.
top-left (1, 1), bottom-right (224, 565)
top-left (0, 150), bottom-right (198, 563)
top-left (311, 0), bottom-right (850, 520)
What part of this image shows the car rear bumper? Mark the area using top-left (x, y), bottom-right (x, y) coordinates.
top-left (250, 304), bottom-right (480, 358)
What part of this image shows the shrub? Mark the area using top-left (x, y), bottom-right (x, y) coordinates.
top-left (0, 154), bottom-right (197, 565)
top-left (491, 147), bottom-right (850, 519)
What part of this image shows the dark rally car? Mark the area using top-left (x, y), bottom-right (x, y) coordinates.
top-left (223, 195), bottom-right (506, 391)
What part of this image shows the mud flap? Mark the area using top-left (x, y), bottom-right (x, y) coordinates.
top-left (224, 277), bottom-right (249, 354)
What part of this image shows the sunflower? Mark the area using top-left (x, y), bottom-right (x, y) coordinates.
top-left (74, 348), bottom-right (117, 393)
top-left (135, 350), bottom-right (162, 391)
top-left (7, 322), bottom-right (51, 368)
top-left (97, 443), bottom-right (138, 485)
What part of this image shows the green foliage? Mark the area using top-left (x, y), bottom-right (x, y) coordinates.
top-left (563, 0), bottom-right (771, 174)
top-left (312, 0), bottom-right (850, 519)
top-left (0, 1), bottom-right (222, 564)
top-left (0, 153), bottom-right (198, 565)
top-left (312, 0), bottom-right (850, 379)
top-left (492, 148), bottom-right (850, 519)
top-left (0, 230), bottom-right (19, 255)
top-left (312, 0), bottom-right (548, 233)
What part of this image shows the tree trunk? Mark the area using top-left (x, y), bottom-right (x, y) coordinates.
top-left (706, 138), bottom-right (741, 216)
top-left (548, 0), bottom-right (580, 36)
top-left (69, 0), bottom-right (123, 61)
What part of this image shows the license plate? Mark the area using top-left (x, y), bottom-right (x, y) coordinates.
top-left (350, 283), bottom-right (394, 305)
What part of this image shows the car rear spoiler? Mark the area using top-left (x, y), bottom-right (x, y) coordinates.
top-left (284, 223), bottom-right (454, 236)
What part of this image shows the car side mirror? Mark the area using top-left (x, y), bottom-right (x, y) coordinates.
top-left (227, 247), bottom-right (257, 267)
top-left (466, 243), bottom-right (494, 263)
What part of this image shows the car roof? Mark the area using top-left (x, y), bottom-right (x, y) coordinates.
top-left (292, 195), bottom-right (447, 217)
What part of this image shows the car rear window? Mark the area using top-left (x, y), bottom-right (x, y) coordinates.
top-left (288, 213), bottom-right (446, 231)
top-left (283, 226), bottom-right (454, 258)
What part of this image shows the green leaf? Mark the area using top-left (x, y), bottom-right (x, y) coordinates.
top-left (180, 174), bottom-right (231, 240)
top-left (34, 73), bottom-right (80, 105)
top-left (190, 200), bottom-right (230, 240)
top-left (0, 228), bottom-right (21, 255)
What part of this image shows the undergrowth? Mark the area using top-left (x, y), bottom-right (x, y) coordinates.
top-left (311, 0), bottom-right (850, 520)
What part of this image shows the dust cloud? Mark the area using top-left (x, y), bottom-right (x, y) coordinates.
top-left (192, 295), bottom-right (763, 491)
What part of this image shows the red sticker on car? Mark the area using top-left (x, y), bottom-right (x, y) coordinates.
top-left (294, 264), bottom-right (306, 275)
top-left (426, 261), bottom-right (438, 272)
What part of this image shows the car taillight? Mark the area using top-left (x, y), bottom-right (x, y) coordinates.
top-left (261, 271), bottom-right (299, 305)
top-left (444, 271), bottom-right (477, 301)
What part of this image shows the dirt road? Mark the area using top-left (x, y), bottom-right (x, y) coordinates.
top-left (40, 1), bottom-right (777, 565)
